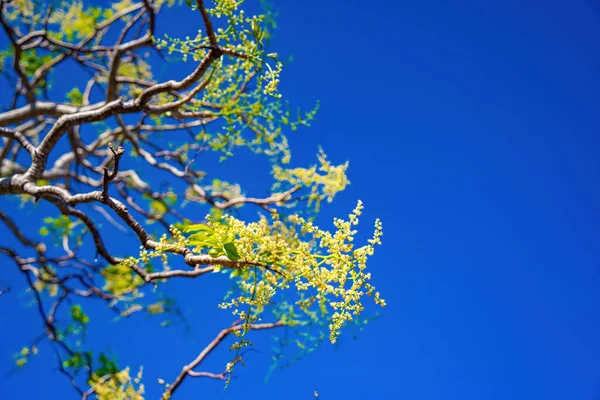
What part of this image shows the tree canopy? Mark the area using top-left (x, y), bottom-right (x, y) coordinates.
top-left (0, 0), bottom-right (385, 398)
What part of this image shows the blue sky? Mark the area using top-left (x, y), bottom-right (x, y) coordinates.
top-left (2, 0), bottom-right (600, 399)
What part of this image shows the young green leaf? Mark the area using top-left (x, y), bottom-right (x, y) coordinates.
top-left (223, 242), bottom-right (241, 261)
top-left (183, 223), bottom-right (213, 233)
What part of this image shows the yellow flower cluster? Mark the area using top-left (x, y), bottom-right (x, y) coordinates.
top-left (209, 0), bottom-right (244, 18)
top-left (3, 0), bottom-right (40, 25)
top-left (200, 200), bottom-right (384, 344)
top-left (90, 367), bottom-right (145, 400)
top-left (14, 346), bottom-right (39, 368)
top-left (273, 149), bottom-right (350, 211)
top-left (206, 179), bottom-right (244, 204)
top-left (102, 258), bottom-right (146, 296)
top-left (32, 266), bottom-right (59, 297)
top-left (263, 62), bottom-right (283, 99)
top-left (155, 7), bottom-right (317, 163)
top-left (140, 229), bottom-right (187, 267)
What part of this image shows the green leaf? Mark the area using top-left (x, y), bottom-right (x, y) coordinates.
top-left (223, 242), bottom-right (241, 261)
top-left (210, 207), bottom-right (224, 222)
top-left (164, 191), bottom-right (178, 205)
top-left (103, 9), bottom-right (114, 19)
top-left (149, 200), bottom-right (167, 216)
top-left (189, 234), bottom-right (219, 249)
top-left (70, 304), bottom-right (90, 324)
top-left (96, 353), bottom-right (118, 377)
top-left (183, 223), bottom-right (212, 233)
top-left (63, 352), bottom-right (86, 371)
top-left (66, 87), bottom-right (83, 106)
top-left (187, 232), bottom-right (208, 243)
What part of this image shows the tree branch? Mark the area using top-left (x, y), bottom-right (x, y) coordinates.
top-left (163, 320), bottom-right (285, 399)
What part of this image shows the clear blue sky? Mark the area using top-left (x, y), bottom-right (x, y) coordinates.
top-left (2, 0), bottom-right (600, 399)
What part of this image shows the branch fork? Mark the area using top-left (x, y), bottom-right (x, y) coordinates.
top-left (102, 142), bottom-right (125, 202)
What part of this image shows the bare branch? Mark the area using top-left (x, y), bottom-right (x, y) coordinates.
top-left (102, 143), bottom-right (125, 201)
top-left (163, 320), bottom-right (285, 399)
top-left (0, 126), bottom-right (36, 155)
top-left (197, 0), bottom-right (217, 47)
